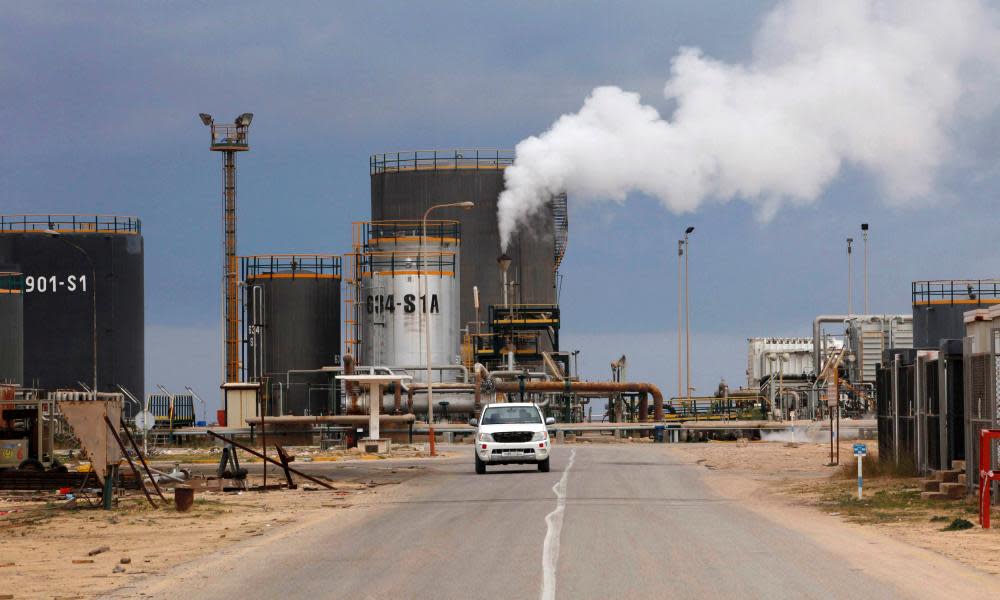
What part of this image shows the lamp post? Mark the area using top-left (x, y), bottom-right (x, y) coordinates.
top-left (497, 253), bottom-right (513, 371)
top-left (44, 230), bottom-right (97, 397)
top-left (422, 201), bottom-right (474, 457)
top-left (683, 226), bottom-right (694, 411)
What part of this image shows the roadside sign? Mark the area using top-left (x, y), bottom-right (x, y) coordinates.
top-left (134, 411), bottom-right (156, 432)
top-left (854, 443), bottom-right (867, 500)
top-left (853, 443), bottom-right (867, 457)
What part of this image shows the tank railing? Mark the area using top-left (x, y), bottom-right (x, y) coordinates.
top-left (370, 149), bottom-right (514, 174)
top-left (364, 221), bottom-right (461, 248)
top-left (0, 214), bottom-right (141, 234)
top-left (912, 279), bottom-right (1000, 304)
top-left (362, 251), bottom-right (457, 274)
top-left (0, 273), bottom-right (24, 292)
top-left (242, 254), bottom-right (342, 279)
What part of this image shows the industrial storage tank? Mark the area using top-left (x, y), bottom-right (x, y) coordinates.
top-left (912, 280), bottom-right (1000, 348)
top-left (0, 272), bottom-right (23, 384)
top-left (357, 221), bottom-right (460, 382)
top-left (243, 254), bottom-right (341, 415)
top-left (369, 150), bottom-right (565, 335)
top-left (0, 215), bottom-right (143, 404)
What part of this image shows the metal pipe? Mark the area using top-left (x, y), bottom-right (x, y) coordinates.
top-left (488, 370), bottom-right (549, 381)
top-left (494, 381), bottom-right (665, 421)
top-left (246, 414), bottom-right (415, 425)
top-left (343, 354), bottom-right (360, 413)
top-left (393, 383), bottom-right (402, 414)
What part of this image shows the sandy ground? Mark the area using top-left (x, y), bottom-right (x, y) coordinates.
top-left (672, 439), bottom-right (1000, 578)
top-left (0, 446), bottom-right (448, 600)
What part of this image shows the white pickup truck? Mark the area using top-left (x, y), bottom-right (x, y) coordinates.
top-left (470, 403), bottom-right (555, 474)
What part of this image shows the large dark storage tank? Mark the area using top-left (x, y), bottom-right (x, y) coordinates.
top-left (912, 280), bottom-right (1000, 348)
top-left (243, 255), bottom-right (341, 415)
top-left (370, 150), bottom-right (563, 333)
top-left (0, 216), bottom-right (143, 403)
top-left (0, 272), bottom-right (24, 384)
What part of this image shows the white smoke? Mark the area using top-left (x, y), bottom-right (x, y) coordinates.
top-left (498, 0), bottom-right (1000, 249)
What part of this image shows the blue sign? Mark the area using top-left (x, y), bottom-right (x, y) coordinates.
top-left (853, 443), bottom-right (867, 457)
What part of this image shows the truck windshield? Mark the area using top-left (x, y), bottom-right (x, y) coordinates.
top-left (481, 406), bottom-right (542, 425)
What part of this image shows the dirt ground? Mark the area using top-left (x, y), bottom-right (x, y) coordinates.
top-left (0, 446), bottom-right (448, 600)
top-left (673, 439), bottom-right (1000, 577)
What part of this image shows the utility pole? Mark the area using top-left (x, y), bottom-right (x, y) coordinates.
top-left (861, 223), bottom-right (869, 314)
top-left (684, 226), bottom-right (695, 411)
top-left (200, 112), bottom-right (252, 385)
top-left (677, 239), bottom-right (683, 401)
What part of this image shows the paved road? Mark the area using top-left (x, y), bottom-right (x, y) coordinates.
top-left (114, 445), bottom-right (975, 599)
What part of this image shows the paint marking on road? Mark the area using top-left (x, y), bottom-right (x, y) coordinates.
top-left (540, 449), bottom-right (576, 600)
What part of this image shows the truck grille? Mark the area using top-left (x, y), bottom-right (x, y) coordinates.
top-left (492, 431), bottom-right (533, 443)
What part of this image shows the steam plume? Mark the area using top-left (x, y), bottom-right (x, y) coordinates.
top-left (498, 0), bottom-right (1000, 249)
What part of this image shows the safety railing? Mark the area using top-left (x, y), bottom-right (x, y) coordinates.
top-left (370, 149), bottom-right (514, 173)
top-left (242, 254), bottom-right (342, 280)
top-left (912, 279), bottom-right (1000, 305)
top-left (0, 214), bottom-right (141, 234)
top-left (361, 251), bottom-right (457, 276)
top-left (363, 220), bottom-right (461, 249)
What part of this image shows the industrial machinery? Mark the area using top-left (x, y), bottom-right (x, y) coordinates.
top-left (242, 254), bottom-right (342, 415)
top-left (0, 272), bottom-right (23, 384)
top-left (368, 150), bottom-right (566, 344)
top-left (0, 391), bottom-right (59, 471)
top-left (0, 215), bottom-right (144, 406)
top-left (912, 279), bottom-right (1000, 348)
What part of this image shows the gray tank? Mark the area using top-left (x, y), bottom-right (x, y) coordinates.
top-left (912, 280), bottom-right (1000, 348)
top-left (243, 255), bottom-right (341, 415)
top-left (0, 216), bottom-right (143, 403)
top-left (370, 150), bottom-right (564, 334)
top-left (0, 272), bottom-right (23, 384)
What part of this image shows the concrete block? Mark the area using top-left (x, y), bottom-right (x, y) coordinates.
top-left (359, 438), bottom-right (391, 454)
top-left (951, 460), bottom-right (966, 473)
top-left (940, 482), bottom-right (966, 499)
top-left (933, 470), bottom-right (960, 483)
top-left (958, 474), bottom-right (967, 486)
top-left (921, 480), bottom-right (941, 492)
top-left (920, 491), bottom-right (950, 501)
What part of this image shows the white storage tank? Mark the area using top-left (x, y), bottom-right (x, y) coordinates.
top-left (359, 221), bottom-right (461, 383)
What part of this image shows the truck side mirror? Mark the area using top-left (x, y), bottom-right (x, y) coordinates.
top-left (545, 417), bottom-right (556, 426)
top-left (468, 418), bottom-right (477, 427)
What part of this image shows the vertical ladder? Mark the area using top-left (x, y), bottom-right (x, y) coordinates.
top-left (552, 192), bottom-right (569, 272)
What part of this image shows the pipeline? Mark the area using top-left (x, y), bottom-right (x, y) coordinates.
top-left (393, 383), bottom-right (402, 414)
top-left (246, 414), bottom-right (415, 425)
top-left (493, 381), bottom-right (665, 421)
top-left (343, 354), bottom-right (360, 414)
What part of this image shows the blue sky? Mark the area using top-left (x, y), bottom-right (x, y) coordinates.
top-left (2, 2), bottom-right (998, 406)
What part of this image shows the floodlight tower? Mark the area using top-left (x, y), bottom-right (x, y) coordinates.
top-left (200, 112), bottom-right (253, 383)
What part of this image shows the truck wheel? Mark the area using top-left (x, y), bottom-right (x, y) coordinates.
top-left (475, 454), bottom-right (487, 474)
top-left (538, 458), bottom-right (550, 472)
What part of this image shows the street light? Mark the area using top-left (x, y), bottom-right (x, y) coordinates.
top-left (683, 226), bottom-right (694, 411)
top-left (43, 229), bottom-right (97, 397)
top-left (677, 240), bottom-right (683, 402)
top-left (199, 113), bottom-right (214, 126)
top-left (861, 223), bottom-right (869, 314)
top-left (422, 201), bottom-right (474, 457)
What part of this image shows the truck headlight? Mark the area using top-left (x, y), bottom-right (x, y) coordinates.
top-left (478, 433), bottom-right (494, 442)
top-left (531, 431), bottom-right (547, 442)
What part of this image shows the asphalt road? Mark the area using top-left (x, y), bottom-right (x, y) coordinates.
top-left (114, 445), bottom-right (974, 599)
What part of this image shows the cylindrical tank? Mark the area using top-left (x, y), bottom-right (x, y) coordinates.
top-left (0, 215), bottom-right (143, 404)
top-left (0, 272), bottom-right (24, 384)
top-left (358, 221), bottom-right (460, 382)
top-left (912, 280), bottom-right (1000, 348)
top-left (243, 254), bottom-right (341, 416)
top-left (370, 150), bottom-right (560, 333)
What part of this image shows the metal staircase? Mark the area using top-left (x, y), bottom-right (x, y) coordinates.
top-left (552, 192), bottom-right (569, 272)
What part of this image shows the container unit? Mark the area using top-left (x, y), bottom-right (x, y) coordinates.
top-left (357, 221), bottom-right (460, 383)
top-left (242, 255), bottom-right (342, 416)
top-left (368, 150), bottom-right (564, 339)
top-left (0, 272), bottom-right (23, 384)
top-left (912, 280), bottom-right (1000, 348)
top-left (0, 215), bottom-right (143, 408)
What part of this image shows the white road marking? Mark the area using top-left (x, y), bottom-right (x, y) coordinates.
top-left (540, 448), bottom-right (576, 600)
